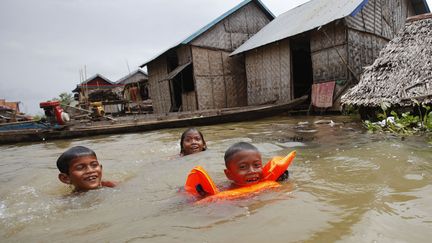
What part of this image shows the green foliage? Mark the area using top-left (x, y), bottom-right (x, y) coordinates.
top-left (363, 102), bottom-right (432, 135)
top-left (363, 120), bottom-right (382, 132)
top-left (341, 104), bottom-right (359, 117)
top-left (53, 92), bottom-right (73, 107)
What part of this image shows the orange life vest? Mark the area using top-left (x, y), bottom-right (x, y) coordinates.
top-left (184, 151), bottom-right (296, 203)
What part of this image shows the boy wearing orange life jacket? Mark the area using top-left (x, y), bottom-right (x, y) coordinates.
top-left (223, 142), bottom-right (288, 189)
top-left (57, 146), bottom-right (117, 193)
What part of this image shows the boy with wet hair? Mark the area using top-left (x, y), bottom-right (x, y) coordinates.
top-left (224, 142), bottom-right (289, 188)
top-left (57, 146), bottom-right (116, 192)
top-left (224, 142), bottom-right (264, 188)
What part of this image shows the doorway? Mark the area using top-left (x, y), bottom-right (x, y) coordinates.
top-left (291, 35), bottom-right (313, 99)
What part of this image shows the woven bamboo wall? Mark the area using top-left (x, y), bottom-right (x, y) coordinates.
top-left (191, 2), bottom-right (271, 51)
top-left (245, 39), bottom-right (292, 106)
top-left (148, 1), bottom-right (272, 113)
top-left (346, 0), bottom-right (415, 40)
top-left (181, 91), bottom-right (197, 111)
top-left (192, 46), bottom-right (246, 110)
top-left (344, 0), bottom-right (415, 81)
top-left (176, 45), bottom-right (192, 65)
top-left (310, 21), bottom-right (349, 83)
top-left (147, 56), bottom-right (171, 113)
top-left (347, 29), bottom-right (389, 79)
top-left (224, 53), bottom-right (247, 107)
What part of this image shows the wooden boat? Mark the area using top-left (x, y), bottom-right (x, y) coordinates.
top-left (0, 96), bottom-right (307, 145)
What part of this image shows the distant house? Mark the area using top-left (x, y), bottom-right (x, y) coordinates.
top-left (72, 74), bottom-right (124, 114)
top-left (117, 69), bottom-right (149, 102)
top-left (342, 13), bottom-right (432, 114)
top-left (231, 0), bottom-right (430, 109)
top-left (72, 74), bottom-right (122, 103)
top-left (140, 0), bottom-right (274, 113)
top-left (0, 99), bottom-right (20, 113)
top-left (0, 99), bottom-right (31, 123)
top-left (116, 69), bottom-right (152, 113)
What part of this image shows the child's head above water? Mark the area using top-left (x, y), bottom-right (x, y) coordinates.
top-left (224, 142), bottom-right (263, 187)
top-left (56, 146), bottom-right (103, 192)
top-left (180, 128), bottom-right (207, 156)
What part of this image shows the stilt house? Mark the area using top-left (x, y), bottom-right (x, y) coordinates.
top-left (342, 13), bottom-right (432, 112)
top-left (116, 69), bottom-right (152, 113)
top-left (140, 0), bottom-right (274, 114)
top-left (117, 69), bottom-right (150, 102)
top-left (72, 74), bottom-right (124, 114)
top-left (72, 74), bottom-right (119, 103)
top-left (231, 0), bottom-right (430, 109)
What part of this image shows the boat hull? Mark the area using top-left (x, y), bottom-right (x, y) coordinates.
top-left (0, 96), bottom-right (307, 145)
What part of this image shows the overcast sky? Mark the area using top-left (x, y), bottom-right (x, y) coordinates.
top-left (0, 0), bottom-right (430, 115)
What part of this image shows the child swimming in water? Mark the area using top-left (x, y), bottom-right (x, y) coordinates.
top-left (56, 146), bottom-right (116, 192)
top-left (180, 128), bottom-right (207, 156)
top-left (224, 142), bottom-right (288, 188)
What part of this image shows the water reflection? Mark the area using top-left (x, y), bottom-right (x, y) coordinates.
top-left (0, 115), bottom-right (431, 242)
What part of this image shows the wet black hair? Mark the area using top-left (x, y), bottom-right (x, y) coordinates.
top-left (180, 127), bottom-right (207, 155)
top-left (56, 146), bottom-right (97, 174)
top-left (224, 142), bottom-right (259, 167)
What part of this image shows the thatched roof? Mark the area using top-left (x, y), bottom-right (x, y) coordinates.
top-left (342, 13), bottom-right (432, 107)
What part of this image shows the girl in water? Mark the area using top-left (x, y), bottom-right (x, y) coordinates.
top-left (180, 128), bottom-right (207, 156)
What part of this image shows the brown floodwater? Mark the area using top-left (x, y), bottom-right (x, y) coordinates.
top-left (1, 115), bottom-right (431, 242)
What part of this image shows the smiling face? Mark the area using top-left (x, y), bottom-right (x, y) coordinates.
top-left (224, 150), bottom-right (263, 187)
top-left (181, 130), bottom-right (206, 156)
top-left (58, 155), bottom-right (102, 192)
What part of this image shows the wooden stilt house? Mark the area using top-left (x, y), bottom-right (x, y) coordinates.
top-left (231, 0), bottom-right (430, 110)
top-left (116, 69), bottom-right (152, 113)
top-left (72, 74), bottom-right (118, 104)
top-left (117, 69), bottom-right (149, 103)
top-left (72, 74), bottom-right (124, 114)
top-left (140, 0), bottom-right (274, 114)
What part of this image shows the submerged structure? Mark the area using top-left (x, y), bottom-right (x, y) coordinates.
top-left (140, 0), bottom-right (274, 114)
top-left (231, 0), bottom-right (430, 109)
top-left (342, 13), bottom-right (432, 109)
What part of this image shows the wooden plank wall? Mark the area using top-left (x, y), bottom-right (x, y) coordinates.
top-left (191, 2), bottom-right (272, 51)
top-left (147, 56), bottom-right (171, 113)
top-left (310, 21), bottom-right (349, 83)
top-left (245, 39), bottom-right (292, 106)
top-left (192, 46), bottom-right (247, 110)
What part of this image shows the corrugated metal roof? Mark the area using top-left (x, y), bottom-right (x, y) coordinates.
top-left (116, 69), bottom-right (148, 85)
top-left (81, 74), bottom-right (114, 85)
top-left (231, 0), bottom-right (430, 56)
top-left (231, 0), bottom-right (367, 56)
top-left (140, 0), bottom-right (274, 68)
top-left (412, 0), bottom-right (431, 13)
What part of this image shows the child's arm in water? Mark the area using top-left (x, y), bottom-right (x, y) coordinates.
top-left (276, 170), bottom-right (289, 182)
top-left (101, 180), bottom-right (117, 188)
